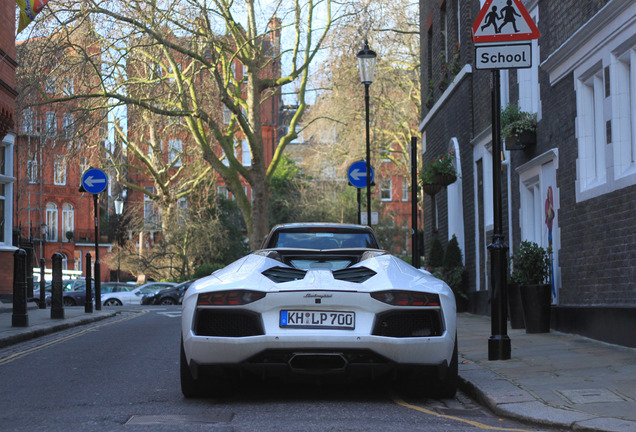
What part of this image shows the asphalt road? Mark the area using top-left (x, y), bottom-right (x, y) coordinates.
top-left (0, 306), bottom-right (562, 431)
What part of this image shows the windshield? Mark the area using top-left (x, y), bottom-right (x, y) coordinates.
top-left (273, 231), bottom-right (376, 249)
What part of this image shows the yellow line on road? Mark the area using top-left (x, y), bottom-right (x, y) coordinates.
top-left (0, 310), bottom-right (148, 366)
top-left (390, 391), bottom-right (533, 432)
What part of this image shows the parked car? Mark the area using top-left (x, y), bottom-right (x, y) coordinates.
top-left (180, 223), bottom-right (458, 398)
top-left (62, 282), bottom-right (131, 307)
top-left (103, 282), bottom-right (177, 306)
top-left (141, 280), bottom-right (196, 305)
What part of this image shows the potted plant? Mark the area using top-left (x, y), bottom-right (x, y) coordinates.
top-left (419, 150), bottom-right (458, 195)
top-left (501, 104), bottom-right (537, 151)
top-left (65, 231), bottom-right (74, 242)
top-left (432, 150), bottom-right (458, 186)
top-left (419, 162), bottom-right (442, 195)
top-left (511, 241), bottom-right (551, 333)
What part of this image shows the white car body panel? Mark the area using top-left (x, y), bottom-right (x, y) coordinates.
top-left (181, 252), bottom-right (456, 366)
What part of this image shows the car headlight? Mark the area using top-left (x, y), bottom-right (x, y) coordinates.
top-left (371, 290), bottom-right (440, 306)
top-left (197, 290), bottom-right (266, 306)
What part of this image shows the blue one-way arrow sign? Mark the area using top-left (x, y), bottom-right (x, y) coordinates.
top-left (81, 168), bottom-right (108, 194)
top-left (347, 160), bottom-right (374, 189)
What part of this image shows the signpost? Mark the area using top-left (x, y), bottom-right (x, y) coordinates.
top-left (472, 0), bottom-right (539, 361)
top-left (347, 161), bottom-right (375, 225)
top-left (81, 168), bottom-right (108, 311)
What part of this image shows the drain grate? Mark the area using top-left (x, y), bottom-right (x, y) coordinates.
top-left (126, 413), bottom-right (234, 425)
top-left (557, 388), bottom-right (626, 404)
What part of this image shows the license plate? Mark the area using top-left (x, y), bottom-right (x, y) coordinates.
top-left (280, 310), bottom-right (355, 329)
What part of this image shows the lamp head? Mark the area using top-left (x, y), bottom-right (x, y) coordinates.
top-left (356, 40), bottom-right (377, 85)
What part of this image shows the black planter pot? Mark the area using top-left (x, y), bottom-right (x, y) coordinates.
top-left (519, 284), bottom-right (552, 333)
top-left (507, 283), bottom-right (525, 329)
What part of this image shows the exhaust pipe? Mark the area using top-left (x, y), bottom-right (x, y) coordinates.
top-left (289, 353), bottom-right (347, 371)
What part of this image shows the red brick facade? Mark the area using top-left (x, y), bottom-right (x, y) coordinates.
top-left (0, 0), bottom-right (18, 296)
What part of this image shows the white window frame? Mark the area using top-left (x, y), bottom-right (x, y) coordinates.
top-left (168, 139), bottom-right (182, 167)
top-left (517, 6), bottom-right (541, 120)
top-left (54, 155), bottom-right (66, 185)
top-left (46, 111), bottom-right (57, 136)
top-left (241, 139), bottom-right (251, 167)
top-left (22, 109), bottom-right (34, 134)
top-left (0, 136), bottom-right (15, 247)
top-left (63, 113), bottom-right (74, 139)
top-left (401, 178), bottom-right (409, 202)
top-left (62, 203), bottom-right (74, 239)
top-left (380, 179), bottom-right (392, 202)
top-left (46, 202), bottom-right (58, 242)
top-left (541, 2), bottom-right (636, 202)
top-left (27, 152), bottom-right (38, 184)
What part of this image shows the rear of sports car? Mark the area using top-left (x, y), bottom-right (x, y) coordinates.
top-left (181, 250), bottom-right (457, 398)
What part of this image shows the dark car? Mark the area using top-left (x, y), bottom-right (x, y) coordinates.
top-left (141, 280), bottom-right (196, 305)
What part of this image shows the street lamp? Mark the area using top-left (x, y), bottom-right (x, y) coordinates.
top-left (357, 40), bottom-right (377, 227)
top-left (114, 196), bottom-right (124, 282)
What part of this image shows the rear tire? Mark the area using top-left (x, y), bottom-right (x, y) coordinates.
top-left (180, 337), bottom-right (206, 398)
top-left (433, 338), bottom-right (458, 399)
top-left (63, 297), bottom-right (76, 307)
top-left (401, 336), bottom-right (458, 399)
top-left (104, 298), bottom-right (122, 306)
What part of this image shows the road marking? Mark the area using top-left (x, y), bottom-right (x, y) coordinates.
top-left (390, 391), bottom-right (533, 432)
top-left (0, 311), bottom-right (148, 366)
top-left (157, 311), bottom-right (181, 318)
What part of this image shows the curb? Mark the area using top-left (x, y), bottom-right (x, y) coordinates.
top-left (458, 356), bottom-right (636, 432)
top-left (0, 312), bottom-right (118, 349)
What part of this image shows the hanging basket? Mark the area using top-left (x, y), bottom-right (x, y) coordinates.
top-left (435, 173), bottom-right (457, 186)
top-left (505, 130), bottom-right (536, 151)
top-left (422, 183), bottom-right (442, 196)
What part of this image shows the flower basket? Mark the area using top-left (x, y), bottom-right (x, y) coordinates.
top-left (501, 104), bottom-right (537, 151)
top-left (422, 183), bottom-right (442, 196)
top-left (435, 173), bottom-right (457, 187)
top-left (505, 130), bottom-right (536, 151)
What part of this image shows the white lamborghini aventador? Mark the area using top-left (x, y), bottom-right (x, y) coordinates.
top-left (180, 223), bottom-right (458, 398)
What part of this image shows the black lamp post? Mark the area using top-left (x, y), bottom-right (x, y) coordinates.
top-left (357, 40), bottom-right (377, 227)
top-left (114, 196), bottom-right (124, 283)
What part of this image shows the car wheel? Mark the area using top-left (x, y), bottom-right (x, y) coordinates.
top-left (159, 297), bottom-right (176, 305)
top-left (104, 298), bottom-right (123, 306)
top-left (63, 297), bottom-right (77, 307)
top-left (401, 335), bottom-right (458, 399)
top-left (432, 337), bottom-right (458, 399)
top-left (180, 337), bottom-right (206, 398)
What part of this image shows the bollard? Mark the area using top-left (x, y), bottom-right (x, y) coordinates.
top-left (12, 249), bottom-right (29, 327)
top-left (95, 259), bottom-right (101, 311)
top-left (50, 253), bottom-right (65, 319)
top-left (39, 258), bottom-right (46, 309)
top-left (26, 246), bottom-right (34, 300)
top-left (85, 253), bottom-right (93, 313)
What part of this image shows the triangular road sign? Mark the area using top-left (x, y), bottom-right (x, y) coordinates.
top-left (472, 0), bottom-right (540, 44)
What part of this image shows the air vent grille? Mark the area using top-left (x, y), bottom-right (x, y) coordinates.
top-left (262, 266), bottom-right (307, 283)
top-left (332, 266), bottom-right (376, 283)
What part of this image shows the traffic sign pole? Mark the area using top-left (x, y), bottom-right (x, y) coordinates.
top-left (487, 70), bottom-right (510, 361)
top-left (471, 0), bottom-right (539, 361)
top-left (80, 168), bottom-right (107, 310)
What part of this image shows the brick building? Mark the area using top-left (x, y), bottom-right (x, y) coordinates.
top-left (420, 0), bottom-right (636, 347)
top-left (124, 20), bottom-right (282, 268)
top-left (0, 0), bottom-right (18, 298)
top-left (12, 30), bottom-right (113, 290)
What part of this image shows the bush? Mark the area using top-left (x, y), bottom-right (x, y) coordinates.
top-left (443, 235), bottom-right (463, 268)
top-left (427, 237), bottom-right (444, 268)
top-left (511, 241), bottom-right (550, 285)
top-left (193, 262), bottom-right (225, 279)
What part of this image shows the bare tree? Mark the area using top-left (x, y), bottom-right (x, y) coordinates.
top-left (304, 0), bottom-right (421, 181)
top-left (22, 0), bottom-right (340, 248)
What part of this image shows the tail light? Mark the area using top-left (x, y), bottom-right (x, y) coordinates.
top-left (197, 290), bottom-right (266, 306)
top-left (371, 290), bottom-right (440, 306)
